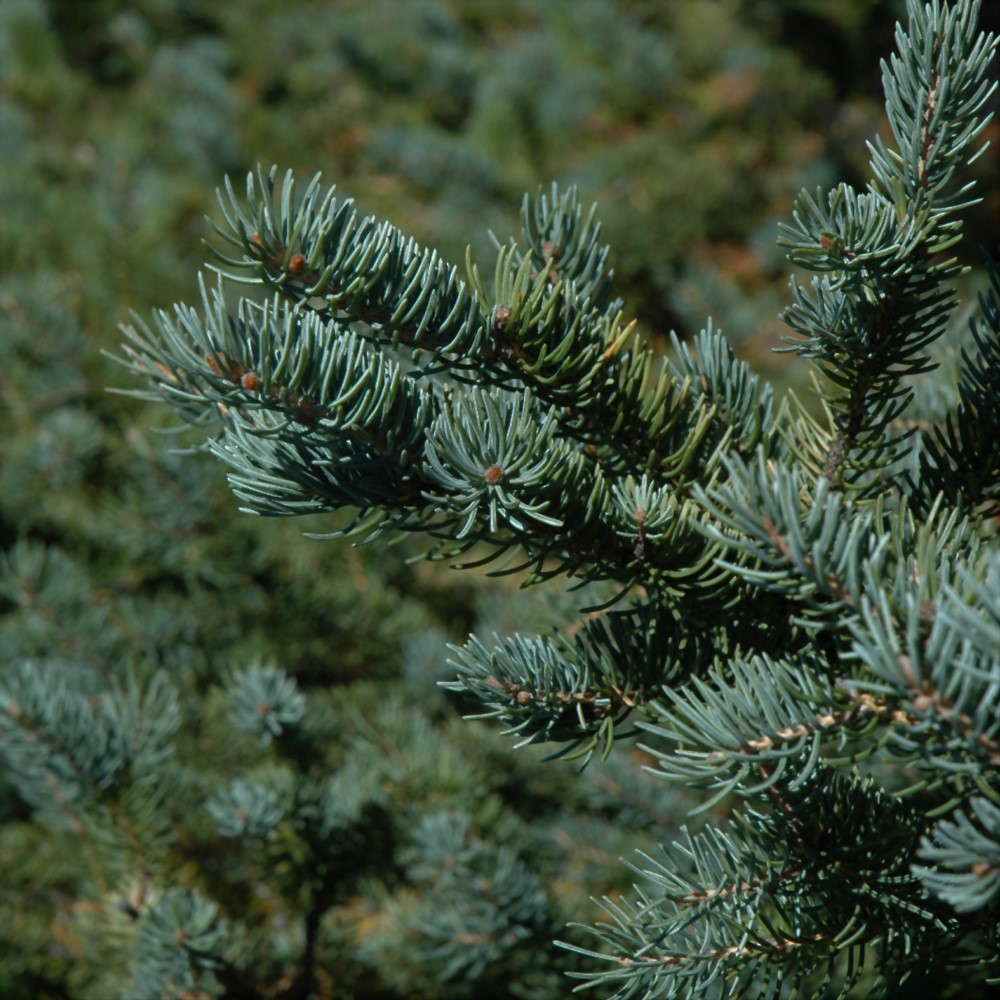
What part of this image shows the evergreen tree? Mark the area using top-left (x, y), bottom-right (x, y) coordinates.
top-left (3, 0), bottom-right (998, 997)
top-left (118, 0), bottom-right (1000, 994)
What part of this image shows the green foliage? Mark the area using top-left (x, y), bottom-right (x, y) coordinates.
top-left (115, 1), bottom-right (1000, 997)
top-left (2, 0), bottom-right (998, 998)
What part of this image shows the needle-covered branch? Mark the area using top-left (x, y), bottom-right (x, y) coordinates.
top-left (115, 0), bottom-right (999, 995)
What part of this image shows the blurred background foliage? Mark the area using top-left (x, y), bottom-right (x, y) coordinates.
top-left (0, 0), bottom-right (997, 996)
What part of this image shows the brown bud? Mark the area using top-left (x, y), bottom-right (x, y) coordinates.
top-left (240, 371), bottom-right (262, 391)
top-left (484, 464), bottom-right (504, 485)
top-left (288, 253), bottom-right (307, 274)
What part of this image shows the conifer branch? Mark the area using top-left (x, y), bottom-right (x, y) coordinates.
top-left (112, 0), bottom-right (999, 994)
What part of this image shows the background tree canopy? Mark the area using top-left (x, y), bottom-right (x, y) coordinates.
top-left (0, 1), bottom-right (997, 997)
